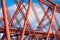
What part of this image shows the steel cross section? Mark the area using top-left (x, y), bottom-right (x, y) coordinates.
top-left (2, 0), bottom-right (10, 40)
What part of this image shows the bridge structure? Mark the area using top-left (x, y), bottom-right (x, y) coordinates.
top-left (0, 0), bottom-right (60, 40)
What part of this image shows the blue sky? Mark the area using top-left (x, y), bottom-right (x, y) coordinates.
top-left (0, 0), bottom-right (60, 8)
top-left (0, 0), bottom-right (38, 7)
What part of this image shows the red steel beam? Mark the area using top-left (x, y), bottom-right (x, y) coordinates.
top-left (15, 0), bottom-right (33, 30)
top-left (9, 0), bottom-right (24, 27)
top-left (14, 1), bottom-right (35, 38)
top-left (2, 0), bottom-right (10, 40)
top-left (46, 4), bottom-right (57, 40)
top-left (36, 8), bottom-right (50, 30)
top-left (14, 2), bottom-right (37, 39)
top-left (1, 6), bottom-right (15, 40)
top-left (15, 0), bottom-right (37, 39)
top-left (21, 0), bottom-right (32, 40)
top-left (0, 26), bottom-right (60, 38)
top-left (39, 2), bottom-right (57, 33)
top-left (39, 0), bottom-right (60, 13)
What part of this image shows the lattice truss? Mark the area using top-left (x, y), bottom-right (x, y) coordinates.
top-left (0, 0), bottom-right (60, 40)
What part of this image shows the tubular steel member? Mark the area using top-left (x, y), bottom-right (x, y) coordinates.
top-left (2, 0), bottom-right (10, 40)
top-left (0, 0), bottom-right (60, 40)
top-left (39, 2), bottom-right (57, 33)
top-left (36, 8), bottom-right (50, 30)
top-left (40, 2), bottom-right (57, 33)
top-left (1, 7), bottom-right (14, 40)
top-left (9, 0), bottom-right (24, 27)
top-left (15, 1), bottom-right (38, 39)
top-left (21, 0), bottom-right (32, 40)
top-left (14, 0), bottom-right (33, 30)
top-left (46, 4), bottom-right (57, 40)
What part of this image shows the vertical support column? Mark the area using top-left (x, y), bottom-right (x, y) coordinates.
top-left (46, 4), bottom-right (57, 40)
top-left (21, 0), bottom-right (32, 40)
top-left (2, 0), bottom-right (10, 40)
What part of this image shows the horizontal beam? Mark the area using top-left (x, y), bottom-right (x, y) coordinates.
top-left (0, 27), bottom-right (60, 38)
